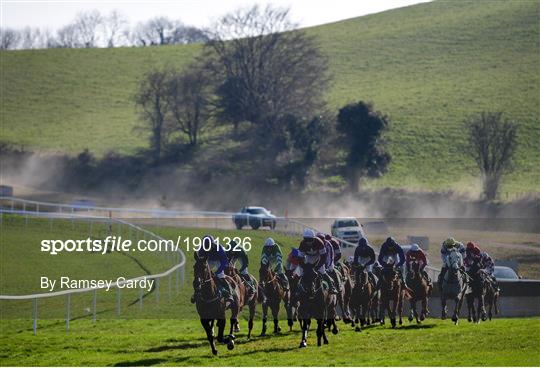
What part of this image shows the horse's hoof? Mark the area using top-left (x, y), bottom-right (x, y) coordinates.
top-left (229, 334), bottom-right (236, 340)
top-left (323, 339), bottom-right (329, 345)
top-left (332, 328), bottom-right (339, 335)
top-left (408, 316), bottom-right (413, 322)
top-left (260, 332), bottom-right (266, 337)
top-left (216, 337), bottom-right (224, 344)
top-left (355, 327), bottom-right (361, 332)
top-left (227, 340), bottom-right (235, 350)
top-left (234, 327), bottom-right (240, 333)
top-left (299, 341), bottom-right (307, 348)
top-left (399, 319), bottom-right (403, 326)
top-left (212, 349), bottom-right (218, 356)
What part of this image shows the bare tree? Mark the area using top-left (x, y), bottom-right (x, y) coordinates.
top-left (103, 10), bottom-right (128, 47)
top-left (74, 10), bottom-right (103, 48)
top-left (166, 64), bottom-right (213, 146)
top-left (465, 111), bottom-right (518, 200)
top-left (1, 27), bottom-right (20, 50)
top-left (205, 5), bottom-right (329, 136)
top-left (135, 67), bottom-right (172, 164)
top-left (57, 23), bottom-right (81, 48)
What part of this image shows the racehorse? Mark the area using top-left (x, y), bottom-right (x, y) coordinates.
top-left (466, 261), bottom-right (488, 323)
top-left (259, 263), bottom-right (288, 336)
top-left (440, 249), bottom-right (468, 324)
top-left (350, 264), bottom-right (375, 332)
top-left (285, 269), bottom-right (299, 331)
top-left (484, 277), bottom-right (500, 320)
top-left (379, 259), bottom-right (406, 328)
top-left (297, 263), bottom-right (335, 347)
top-left (225, 266), bottom-right (258, 338)
top-left (407, 261), bottom-right (432, 323)
top-left (193, 254), bottom-right (239, 355)
top-left (336, 263), bottom-right (353, 323)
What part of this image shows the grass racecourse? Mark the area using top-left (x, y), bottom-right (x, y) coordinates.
top-left (1, 317), bottom-right (539, 366)
top-left (1, 0), bottom-right (539, 195)
top-left (1, 215), bottom-right (539, 366)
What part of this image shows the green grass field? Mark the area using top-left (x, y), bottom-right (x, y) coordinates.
top-left (1, 317), bottom-right (539, 366)
top-left (1, 0), bottom-right (539, 196)
top-left (1, 216), bottom-right (539, 365)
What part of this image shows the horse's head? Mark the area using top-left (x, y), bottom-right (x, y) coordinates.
top-left (354, 264), bottom-right (368, 285)
top-left (259, 262), bottom-right (271, 285)
top-left (381, 266), bottom-right (399, 290)
top-left (193, 253), bottom-right (212, 294)
top-left (299, 263), bottom-right (318, 296)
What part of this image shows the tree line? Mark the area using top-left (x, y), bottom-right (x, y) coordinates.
top-left (134, 5), bottom-right (518, 200)
top-left (0, 10), bottom-right (207, 50)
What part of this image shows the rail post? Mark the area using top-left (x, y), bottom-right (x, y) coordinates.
top-left (139, 287), bottom-right (144, 311)
top-left (92, 289), bottom-right (97, 323)
top-left (155, 279), bottom-right (160, 304)
top-left (117, 287), bottom-right (121, 316)
top-left (168, 274), bottom-right (172, 302)
top-left (32, 298), bottom-right (37, 335)
top-left (66, 293), bottom-right (71, 331)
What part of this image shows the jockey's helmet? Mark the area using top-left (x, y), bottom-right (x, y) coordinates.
top-left (303, 228), bottom-right (315, 239)
top-left (410, 243), bottom-right (420, 252)
top-left (264, 237), bottom-right (276, 247)
top-left (443, 238), bottom-right (457, 248)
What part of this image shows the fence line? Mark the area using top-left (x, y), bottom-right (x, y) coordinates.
top-left (0, 207), bottom-right (186, 334)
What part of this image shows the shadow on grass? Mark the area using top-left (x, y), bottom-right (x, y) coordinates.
top-left (399, 323), bottom-right (436, 330)
top-left (114, 358), bottom-right (168, 366)
top-left (146, 329), bottom-right (301, 353)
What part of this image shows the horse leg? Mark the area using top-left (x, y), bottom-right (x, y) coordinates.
top-left (398, 294), bottom-right (404, 326)
top-left (420, 297), bottom-right (427, 322)
top-left (452, 298), bottom-right (460, 324)
top-left (260, 302), bottom-right (268, 336)
top-left (286, 301), bottom-right (294, 331)
top-left (408, 299), bottom-right (415, 322)
top-left (390, 297), bottom-right (397, 329)
top-left (216, 318), bottom-right (226, 343)
top-left (299, 319), bottom-right (309, 348)
top-left (316, 319), bottom-right (323, 346)
top-left (480, 293), bottom-right (487, 321)
top-left (201, 319), bottom-right (218, 356)
top-left (441, 297), bottom-right (447, 319)
top-left (272, 302), bottom-right (281, 334)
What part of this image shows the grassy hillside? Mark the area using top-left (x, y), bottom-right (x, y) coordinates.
top-left (1, 0), bottom-right (539, 195)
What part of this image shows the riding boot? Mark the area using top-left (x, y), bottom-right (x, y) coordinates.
top-left (438, 267), bottom-right (447, 292)
top-left (330, 270), bottom-right (342, 293)
top-left (277, 272), bottom-right (290, 291)
top-left (369, 273), bottom-right (378, 288)
top-left (322, 273), bottom-right (338, 294)
top-left (216, 278), bottom-right (233, 304)
top-left (422, 270), bottom-right (433, 287)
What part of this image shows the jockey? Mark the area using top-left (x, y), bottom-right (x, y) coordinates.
top-left (260, 237), bottom-right (289, 291)
top-left (353, 237), bottom-right (377, 286)
top-left (327, 234), bottom-right (342, 264)
top-left (464, 242), bottom-right (499, 290)
top-left (319, 233), bottom-right (342, 293)
top-left (378, 237), bottom-right (408, 288)
top-left (285, 247), bottom-right (303, 277)
top-left (405, 243), bottom-right (432, 287)
top-left (227, 240), bottom-right (249, 276)
top-left (195, 235), bottom-right (233, 302)
top-left (227, 240), bottom-right (256, 291)
top-left (297, 229), bottom-right (337, 293)
top-left (438, 237), bottom-right (466, 287)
